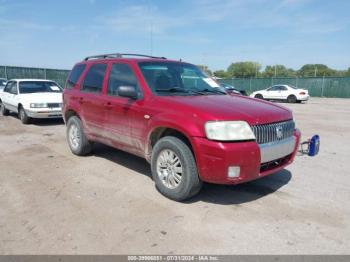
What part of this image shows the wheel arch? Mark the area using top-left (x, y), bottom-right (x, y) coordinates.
top-left (64, 109), bottom-right (80, 123)
top-left (146, 126), bottom-right (194, 162)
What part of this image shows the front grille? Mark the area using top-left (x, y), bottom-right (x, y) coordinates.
top-left (47, 103), bottom-right (61, 108)
top-left (251, 120), bottom-right (295, 144)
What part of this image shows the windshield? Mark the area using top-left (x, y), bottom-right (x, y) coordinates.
top-left (139, 62), bottom-right (225, 96)
top-left (19, 81), bottom-right (62, 94)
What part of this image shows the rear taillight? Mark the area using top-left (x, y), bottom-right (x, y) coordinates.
top-left (299, 92), bottom-right (306, 95)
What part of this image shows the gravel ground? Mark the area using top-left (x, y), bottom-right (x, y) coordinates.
top-left (0, 97), bottom-right (349, 254)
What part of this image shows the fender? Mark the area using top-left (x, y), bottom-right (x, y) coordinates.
top-left (143, 112), bottom-right (206, 160)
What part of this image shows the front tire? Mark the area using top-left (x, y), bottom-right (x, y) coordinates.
top-left (19, 106), bottom-right (30, 124)
top-left (66, 116), bottom-right (93, 156)
top-left (151, 136), bottom-right (202, 201)
top-left (1, 102), bottom-right (9, 116)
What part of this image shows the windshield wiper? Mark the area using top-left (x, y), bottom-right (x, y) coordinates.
top-left (195, 88), bottom-right (226, 95)
top-left (155, 87), bottom-right (189, 93)
top-left (156, 87), bottom-right (205, 95)
top-left (203, 89), bottom-right (226, 94)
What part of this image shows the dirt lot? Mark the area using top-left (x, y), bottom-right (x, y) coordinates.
top-left (0, 97), bottom-right (349, 254)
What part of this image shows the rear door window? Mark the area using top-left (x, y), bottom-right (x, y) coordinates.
top-left (268, 86), bottom-right (280, 91)
top-left (66, 64), bottom-right (86, 89)
top-left (82, 64), bottom-right (107, 94)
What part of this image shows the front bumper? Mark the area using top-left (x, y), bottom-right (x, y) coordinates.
top-left (191, 129), bottom-right (301, 184)
top-left (26, 108), bottom-right (62, 118)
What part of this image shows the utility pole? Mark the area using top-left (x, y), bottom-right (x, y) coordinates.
top-left (314, 66), bottom-right (317, 77)
top-left (147, 0), bottom-right (153, 56)
top-left (274, 65), bottom-right (277, 78)
top-left (150, 22), bottom-right (153, 56)
top-left (321, 73), bottom-right (325, 97)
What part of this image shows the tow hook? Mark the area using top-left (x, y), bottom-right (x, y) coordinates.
top-left (299, 135), bottom-right (320, 156)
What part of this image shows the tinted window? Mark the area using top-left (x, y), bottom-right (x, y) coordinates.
top-left (19, 81), bottom-right (62, 94)
top-left (108, 64), bottom-right (139, 96)
top-left (82, 64), bottom-right (107, 93)
top-left (280, 86), bottom-right (288, 91)
top-left (66, 64), bottom-right (86, 89)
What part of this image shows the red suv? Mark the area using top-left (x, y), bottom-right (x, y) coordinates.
top-left (63, 53), bottom-right (301, 201)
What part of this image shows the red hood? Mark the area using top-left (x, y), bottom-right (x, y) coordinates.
top-left (155, 94), bottom-right (292, 125)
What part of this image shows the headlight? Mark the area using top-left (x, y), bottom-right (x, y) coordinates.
top-left (205, 121), bottom-right (255, 141)
top-left (30, 103), bottom-right (48, 108)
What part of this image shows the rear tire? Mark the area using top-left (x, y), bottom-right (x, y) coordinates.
top-left (1, 102), bottom-right (9, 116)
top-left (66, 116), bottom-right (93, 156)
top-left (19, 106), bottom-right (30, 124)
top-left (287, 95), bottom-right (297, 103)
top-left (254, 94), bottom-right (264, 99)
top-left (151, 136), bottom-right (202, 201)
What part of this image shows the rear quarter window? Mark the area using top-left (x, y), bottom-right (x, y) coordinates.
top-left (66, 64), bottom-right (86, 89)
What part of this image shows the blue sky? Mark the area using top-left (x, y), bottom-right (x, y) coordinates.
top-left (0, 0), bottom-right (349, 71)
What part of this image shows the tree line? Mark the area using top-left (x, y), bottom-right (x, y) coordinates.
top-left (198, 62), bottom-right (350, 78)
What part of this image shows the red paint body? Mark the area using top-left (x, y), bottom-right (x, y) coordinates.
top-left (63, 58), bottom-right (300, 185)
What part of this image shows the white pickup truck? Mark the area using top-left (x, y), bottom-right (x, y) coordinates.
top-left (0, 79), bottom-right (63, 124)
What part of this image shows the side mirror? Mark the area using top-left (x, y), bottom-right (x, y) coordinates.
top-left (118, 86), bottom-right (138, 99)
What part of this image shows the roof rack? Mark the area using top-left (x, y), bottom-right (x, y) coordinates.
top-left (84, 53), bottom-right (167, 61)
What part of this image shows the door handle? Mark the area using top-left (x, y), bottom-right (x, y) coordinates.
top-left (78, 97), bottom-right (84, 104)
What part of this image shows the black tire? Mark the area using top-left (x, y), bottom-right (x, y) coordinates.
top-left (1, 102), bottom-right (9, 116)
top-left (254, 94), bottom-right (264, 99)
top-left (19, 106), bottom-right (30, 124)
top-left (66, 116), bottom-right (93, 156)
top-left (296, 100), bottom-right (302, 103)
top-left (287, 95), bottom-right (297, 103)
top-left (151, 136), bottom-right (202, 201)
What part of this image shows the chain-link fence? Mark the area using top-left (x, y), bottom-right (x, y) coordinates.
top-left (0, 66), bottom-right (70, 88)
top-left (218, 77), bottom-right (350, 98)
top-left (1, 66), bottom-right (350, 98)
